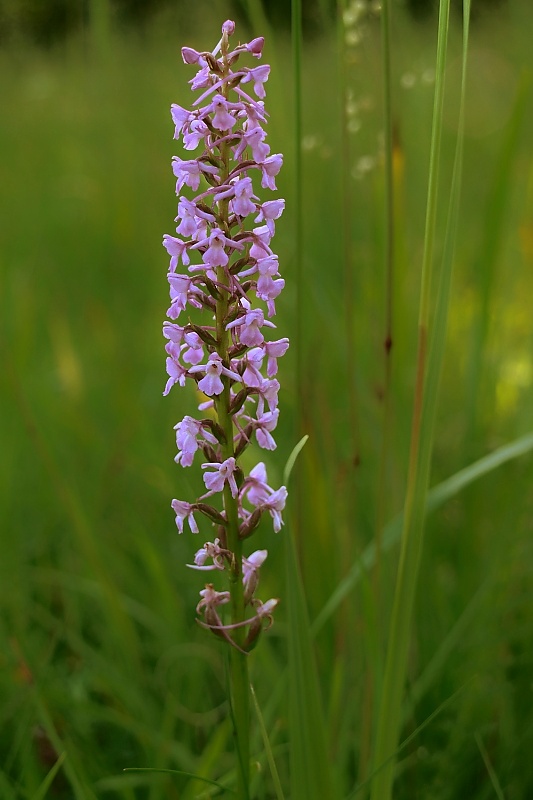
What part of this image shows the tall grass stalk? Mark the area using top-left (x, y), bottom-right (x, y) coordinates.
top-left (287, 3), bottom-right (335, 797)
top-left (363, 0), bottom-right (396, 779)
top-left (369, 0), bottom-right (468, 796)
top-left (374, 0), bottom-right (395, 568)
top-left (292, 0), bottom-right (304, 443)
top-left (337, 0), bottom-right (360, 471)
top-left (285, 526), bottom-right (335, 799)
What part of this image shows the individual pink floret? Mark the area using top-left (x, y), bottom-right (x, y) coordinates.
top-left (202, 456), bottom-right (239, 498)
top-left (241, 64), bottom-right (270, 99)
top-left (189, 353), bottom-right (241, 396)
top-left (259, 486), bottom-right (287, 532)
top-left (226, 307), bottom-right (276, 347)
top-left (260, 154), bottom-right (283, 190)
top-left (171, 499), bottom-right (199, 533)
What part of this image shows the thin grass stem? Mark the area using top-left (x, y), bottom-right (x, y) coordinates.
top-left (337, 0), bottom-right (361, 473)
top-left (369, 1), bottom-right (455, 797)
top-left (474, 733), bottom-right (506, 800)
top-left (292, 0), bottom-right (304, 445)
top-left (373, 0), bottom-right (395, 590)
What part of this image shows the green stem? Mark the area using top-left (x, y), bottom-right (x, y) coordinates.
top-left (214, 306), bottom-right (249, 796)
top-left (214, 34), bottom-right (250, 800)
top-left (215, 348), bottom-right (250, 798)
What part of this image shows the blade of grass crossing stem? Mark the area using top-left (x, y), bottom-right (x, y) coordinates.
top-left (250, 685), bottom-right (286, 800)
top-left (406, 577), bottom-right (488, 720)
top-left (348, 684), bottom-right (469, 799)
top-left (369, 1), bottom-right (456, 798)
top-left (124, 770), bottom-right (236, 795)
top-left (313, 429), bottom-right (533, 635)
top-left (30, 752), bottom-right (67, 800)
top-left (176, 716), bottom-right (232, 800)
top-left (427, 429), bottom-right (533, 508)
top-left (281, 434), bottom-right (531, 795)
top-left (285, 525), bottom-right (336, 800)
top-left (474, 733), bottom-right (506, 800)
top-left (36, 695), bottom-right (98, 800)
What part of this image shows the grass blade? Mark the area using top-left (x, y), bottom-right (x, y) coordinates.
top-left (369, 2), bottom-right (466, 796)
top-left (250, 684), bottom-right (285, 800)
top-left (124, 769), bottom-right (236, 794)
top-left (348, 683), bottom-right (470, 799)
top-left (283, 435), bottom-right (309, 485)
top-left (474, 733), bottom-right (506, 800)
top-left (285, 521), bottom-right (336, 800)
top-left (30, 752), bottom-right (67, 800)
top-left (313, 427), bottom-right (533, 635)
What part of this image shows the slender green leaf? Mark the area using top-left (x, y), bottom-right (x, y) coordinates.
top-left (474, 733), bottom-right (506, 800)
top-left (250, 684), bottom-right (285, 800)
top-left (30, 752), bottom-right (67, 800)
top-left (285, 522), bottom-right (336, 800)
top-left (283, 435), bottom-right (309, 486)
top-left (123, 769), bottom-right (236, 794)
top-left (36, 697), bottom-right (97, 800)
top-left (313, 428), bottom-right (533, 634)
top-left (347, 683), bottom-right (471, 799)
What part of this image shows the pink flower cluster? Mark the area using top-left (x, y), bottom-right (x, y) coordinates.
top-left (163, 21), bottom-right (288, 649)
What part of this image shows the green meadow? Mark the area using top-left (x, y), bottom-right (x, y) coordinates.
top-left (2, 1), bottom-right (533, 797)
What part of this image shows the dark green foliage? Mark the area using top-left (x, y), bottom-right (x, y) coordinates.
top-left (0, 0), bottom-right (509, 45)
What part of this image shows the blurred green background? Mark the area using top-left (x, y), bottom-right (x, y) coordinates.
top-left (1, 0), bottom-right (533, 797)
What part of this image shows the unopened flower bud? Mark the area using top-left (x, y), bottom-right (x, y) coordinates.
top-left (230, 256), bottom-right (253, 275)
top-left (188, 323), bottom-right (218, 345)
top-left (229, 387), bottom-right (255, 415)
top-left (235, 425), bottom-right (254, 458)
top-left (243, 616), bottom-right (263, 651)
top-left (247, 37), bottom-right (264, 58)
top-left (239, 509), bottom-right (262, 540)
top-left (196, 503), bottom-right (227, 525)
top-left (201, 443), bottom-right (218, 462)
